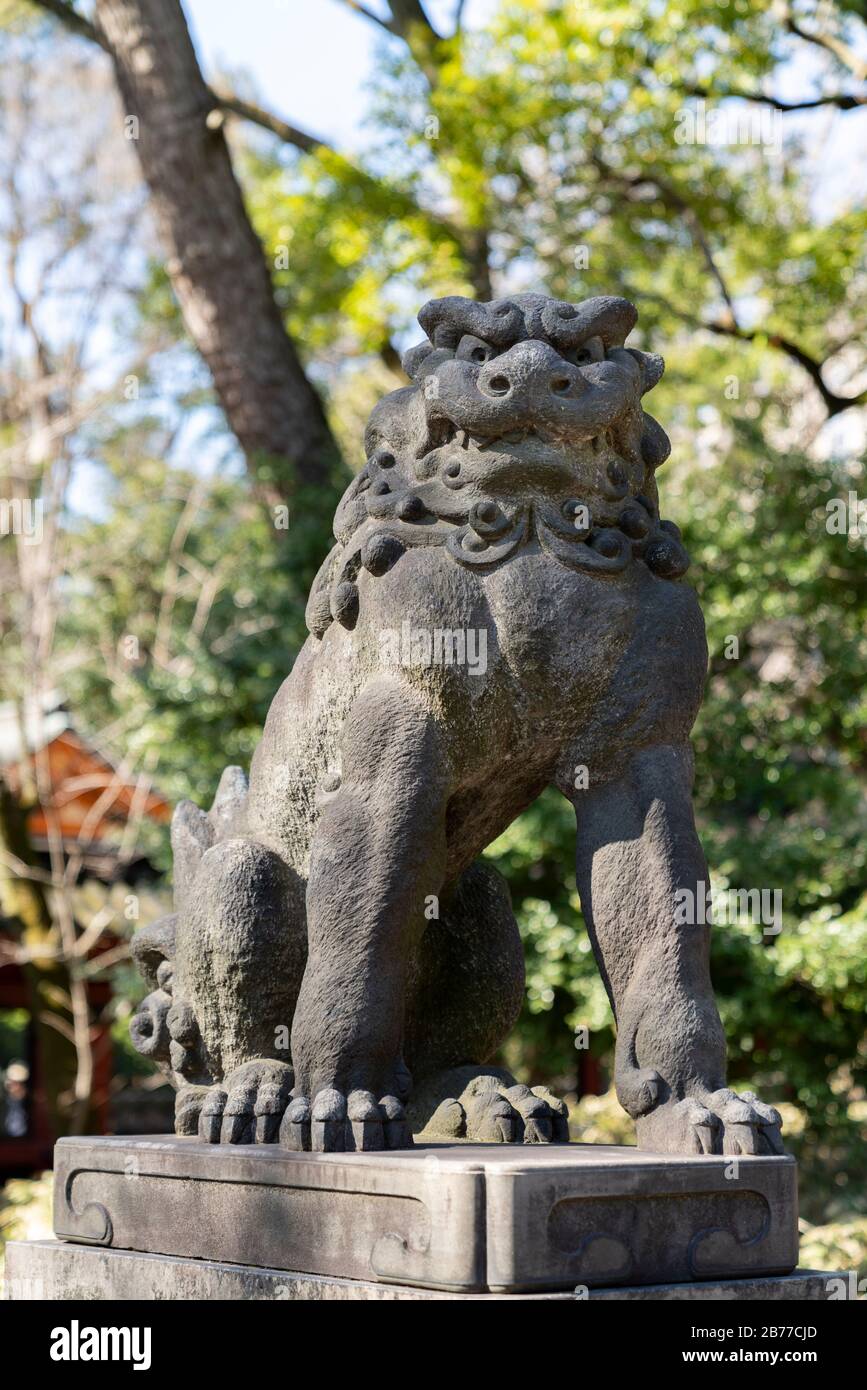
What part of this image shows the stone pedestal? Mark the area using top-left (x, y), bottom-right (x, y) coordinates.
top-left (4, 1241), bottom-right (843, 1301)
top-left (39, 1134), bottom-right (800, 1296)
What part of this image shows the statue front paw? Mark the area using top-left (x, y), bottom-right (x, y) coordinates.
top-left (197, 1060), bottom-right (295, 1144)
top-left (635, 1085), bottom-right (786, 1156)
top-left (415, 1072), bottom-right (570, 1145)
top-left (277, 1087), bottom-right (413, 1152)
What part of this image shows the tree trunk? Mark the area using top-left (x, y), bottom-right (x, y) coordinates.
top-left (94, 0), bottom-right (343, 501)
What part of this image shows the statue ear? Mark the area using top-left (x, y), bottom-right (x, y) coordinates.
top-left (628, 349), bottom-right (665, 394)
top-left (401, 339), bottom-right (434, 381)
top-left (401, 345), bottom-right (455, 387)
top-left (640, 411), bottom-right (671, 470)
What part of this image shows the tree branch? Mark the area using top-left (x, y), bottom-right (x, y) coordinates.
top-left (336, 0), bottom-right (401, 36)
top-left (596, 160), bottom-right (866, 417)
top-left (336, 0), bottom-right (443, 80)
top-left (26, 0), bottom-right (471, 277)
top-left (704, 319), bottom-right (866, 418)
top-left (785, 12), bottom-right (867, 83)
top-left (216, 94), bottom-right (326, 154)
top-left (684, 81), bottom-right (865, 112)
top-left (25, 0), bottom-right (110, 50)
top-left (216, 92), bottom-right (467, 250)
top-left (593, 157), bottom-right (738, 326)
top-left (386, 0), bottom-right (441, 41)
top-left (94, 0), bottom-right (343, 494)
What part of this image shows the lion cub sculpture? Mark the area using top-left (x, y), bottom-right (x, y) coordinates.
top-left (130, 292), bottom-right (784, 1159)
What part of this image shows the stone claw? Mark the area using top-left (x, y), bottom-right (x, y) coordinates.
top-left (426, 1097), bottom-right (465, 1139)
top-left (638, 1084), bottom-right (787, 1156)
top-left (429, 1075), bottom-right (570, 1145)
top-left (311, 1088), bottom-right (347, 1152)
top-left (504, 1085), bottom-right (552, 1143)
top-left (254, 1076), bottom-right (295, 1144)
top-left (283, 1089), bottom-right (414, 1152)
top-left (279, 1096), bottom-right (311, 1151)
top-left (198, 1087), bottom-right (227, 1144)
top-left (531, 1086), bottom-right (571, 1142)
top-left (347, 1090), bottom-right (384, 1151)
top-left (380, 1094), bottom-right (413, 1150)
top-left (198, 1060), bottom-right (294, 1145)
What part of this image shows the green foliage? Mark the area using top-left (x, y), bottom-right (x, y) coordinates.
top-left (0, 1173), bottom-right (53, 1281)
top-left (799, 1215), bottom-right (867, 1280)
top-left (237, 0), bottom-right (867, 380)
top-left (58, 405), bottom-right (338, 863)
top-left (0, 1008), bottom-right (28, 1064)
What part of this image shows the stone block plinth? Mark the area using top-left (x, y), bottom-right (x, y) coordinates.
top-left (49, 1134), bottom-right (798, 1295)
top-left (5, 1241), bottom-right (845, 1302)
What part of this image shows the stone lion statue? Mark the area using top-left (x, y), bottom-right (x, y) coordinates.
top-left (130, 292), bottom-right (784, 1158)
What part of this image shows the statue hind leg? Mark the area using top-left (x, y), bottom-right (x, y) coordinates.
top-left (405, 859), bottom-right (569, 1144)
top-left (129, 766), bottom-right (307, 1139)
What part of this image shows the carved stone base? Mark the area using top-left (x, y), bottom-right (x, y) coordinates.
top-left (5, 1242), bottom-right (843, 1302)
top-left (50, 1135), bottom-right (797, 1294)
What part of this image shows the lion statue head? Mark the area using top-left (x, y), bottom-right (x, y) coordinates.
top-left (306, 293), bottom-right (689, 639)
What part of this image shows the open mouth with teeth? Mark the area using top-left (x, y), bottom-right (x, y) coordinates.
top-left (423, 417), bottom-right (608, 456)
top-left (421, 417), bottom-right (616, 499)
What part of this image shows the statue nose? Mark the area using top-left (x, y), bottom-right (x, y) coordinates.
top-left (477, 343), bottom-right (586, 404)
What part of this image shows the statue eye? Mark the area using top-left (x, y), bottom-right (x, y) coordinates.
top-left (456, 334), bottom-right (495, 365)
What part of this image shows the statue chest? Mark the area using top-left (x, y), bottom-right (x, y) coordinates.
top-left (356, 542), bottom-right (643, 717)
top-left (480, 548), bottom-right (642, 692)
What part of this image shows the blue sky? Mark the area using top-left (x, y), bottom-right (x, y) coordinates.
top-left (184, 0), bottom-right (379, 148)
top-left (183, 0), bottom-right (496, 148)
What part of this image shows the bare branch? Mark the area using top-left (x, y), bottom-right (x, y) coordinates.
top-left (37, 1011), bottom-right (77, 1046)
top-left (336, 0), bottom-right (400, 36)
top-left (72, 907), bottom-right (116, 960)
top-left (785, 12), bottom-right (867, 83)
top-left (25, 0), bottom-right (110, 51)
top-left (704, 319), bottom-right (867, 418)
top-left (684, 82), bottom-right (865, 112)
top-left (153, 477), bottom-right (209, 665)
top-left (78, 942), bottom-right (132, 977)
top-left (0, 847), bottom-right (54, 886)
top-left (215, 94), bottom-right (328, 154)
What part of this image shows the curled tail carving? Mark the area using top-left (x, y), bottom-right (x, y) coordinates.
top-left (128, 766), bottom-right (250, 1089)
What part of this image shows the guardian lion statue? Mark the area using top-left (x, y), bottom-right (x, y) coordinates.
top-left (129, 292), bottom-right (784, 1158)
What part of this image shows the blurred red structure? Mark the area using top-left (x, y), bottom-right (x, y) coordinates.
top-left (0, 694), bottom-right (170, 1172)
